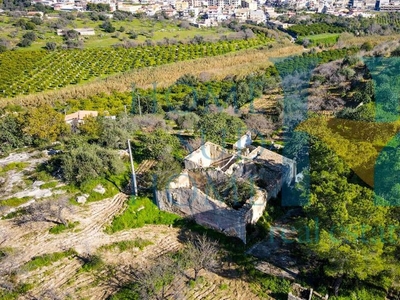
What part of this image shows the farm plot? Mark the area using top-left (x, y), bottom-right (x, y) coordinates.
top-left (0, 34), bottom-right (271, 98)
top-left (297, 33), bottom-right (340, 47)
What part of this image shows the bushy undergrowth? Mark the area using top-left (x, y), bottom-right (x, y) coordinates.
top-left (80, 254), bottom-right (104, 272)
top-left (110, 283), bottom-right (140, 300)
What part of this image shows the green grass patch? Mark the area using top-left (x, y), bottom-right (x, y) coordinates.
top-left (298, 33), bottom-right (340, 47)
top-left (29, 170), bottom-right (54, 182)
top-left (0, 162), bottom-right (29, 174)
top-left (100, 238), bottom-right (153, 252)
top-left (40, 181), bottom-right (58, 189)
top-left (23, 249), bottom-right (77, 271)
top-left (79, 176), bottom-right (127, 202)
top-left (49, 221), bottom-right (79, 234)
top-left (105, 196), bottom-right (181, 234)
top-left (219, 283), bottom-right (228, 290)
top-left (1, 196), bottom-right (30, 207)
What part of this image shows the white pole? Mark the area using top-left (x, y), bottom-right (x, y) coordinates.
top-left (127, 139), bottom-right (138, 196)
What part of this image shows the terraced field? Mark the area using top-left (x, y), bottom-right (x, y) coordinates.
top-left (0, 193), bottom-right (266, 299)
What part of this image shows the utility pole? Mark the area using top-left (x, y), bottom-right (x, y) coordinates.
top-left (132, 84), bottom-right (142, 117)
top-left (138, 93), bottom-right (142, 117)
top-left (127, 139), bottom-right (138, 196)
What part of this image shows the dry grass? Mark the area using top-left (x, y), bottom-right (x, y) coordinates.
top-left (0, 43), bottom-right (303, 108)
top-left (338, 33), bottom-right (400, 47)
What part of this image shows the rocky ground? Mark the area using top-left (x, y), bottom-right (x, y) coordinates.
top-left (0, 151), bottom-right (292, 299)
top-left (0, 193), bottom-right (263, 299)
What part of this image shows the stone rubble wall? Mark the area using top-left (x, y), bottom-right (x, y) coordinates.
top-left (155, 185), bottom-right (266, 243)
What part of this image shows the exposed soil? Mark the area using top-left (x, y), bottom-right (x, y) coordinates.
top-left (0, 193), bottom-right (263, 299)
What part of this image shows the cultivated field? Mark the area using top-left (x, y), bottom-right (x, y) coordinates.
top-left (0, 42), bottom-right (304, 108)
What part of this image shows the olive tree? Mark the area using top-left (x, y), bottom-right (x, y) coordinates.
top-left (60, 144), bottom-right (125, 186)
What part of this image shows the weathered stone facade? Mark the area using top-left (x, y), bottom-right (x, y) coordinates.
top-left (156, 141), bottom-right (296, 243)
top-left (155, 169), bottom-right (267, 243)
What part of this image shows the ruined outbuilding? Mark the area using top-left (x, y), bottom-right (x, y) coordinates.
top-left (155, 136), bottom-right (296, 243)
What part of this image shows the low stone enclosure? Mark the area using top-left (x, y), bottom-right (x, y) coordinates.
top-left (155, 141), bottom-right (296, 243)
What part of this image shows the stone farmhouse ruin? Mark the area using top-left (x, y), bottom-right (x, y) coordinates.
top-left (155, 134), bottom-right (296, 243)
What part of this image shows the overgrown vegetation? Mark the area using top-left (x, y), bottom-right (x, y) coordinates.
top-left (100, 238), bottom-right (153, 251)
top-left (105, 197), bottom-right (181, 233)
top-left (49, 221), bottom-right (79, 234)
top-left (23, 249), bottom-right (77, 271)
top-left (0, 162), bottom-right (29, 174)
top-left (80, 254), bottom-right (104, 272)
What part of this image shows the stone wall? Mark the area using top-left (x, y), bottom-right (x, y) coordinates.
top-left (155, 182), bottom-right (267, 243)
top-left (184, 142), bottom-right (233, 170)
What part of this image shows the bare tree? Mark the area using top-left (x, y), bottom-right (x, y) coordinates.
top-left (182, 234), bottom-right (218, 281)
top-left (130, 255), bottom-right (177, 300)
top-left (15, 197), bottom-right (72, 226)
top-left (132, 114), bottom-right (166, 132)
top-left (183, 137), bottom-right (203, 153)
top-left (244, 114), bottom-right (274, 140)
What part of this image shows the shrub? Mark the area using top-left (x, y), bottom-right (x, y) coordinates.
top-left (361, 41), bottom-right (374, 51)
top-left (18, 38), bottom-right (32, 47)
top-left (22, 31), bottom-right (37, 42)
top-left (80, 254), bottom-right (104, 272)
top-left (60, 144), bottom-right (125, 186)
top-left (45, 41), bottom-right (57, 51)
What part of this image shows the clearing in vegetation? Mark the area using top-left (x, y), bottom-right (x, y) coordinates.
top-left (297, 33), bottom-right (340, 47)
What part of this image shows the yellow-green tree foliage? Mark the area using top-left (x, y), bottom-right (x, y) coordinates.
top-left (23, 105), bottom-right (68, 144)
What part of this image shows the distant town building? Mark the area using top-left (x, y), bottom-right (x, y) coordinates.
top-left (57, 28), bottom-right (96, 36)
top-left (65, 110), bottom-right (98, 125)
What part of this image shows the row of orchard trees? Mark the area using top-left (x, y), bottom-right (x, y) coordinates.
top-left (0, 33), bottom-right (271, 98)
top-left (281, 12), bottom-right (400, 36)
top-left (287, 23), bottom-right (346, 37)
